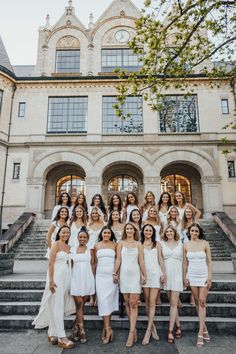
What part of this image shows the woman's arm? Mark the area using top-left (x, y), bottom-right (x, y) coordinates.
top-left (46, 224), bottom-right (56, 248)
top-left (186, 203), bottom-right (201, 220)
top-left (48, 243), bottom-right (58, 293)
top-left (113, 242), bottom-right (122, 283)
top-left (157, 242), bottom-right (166, 282)
top-left (90, 249), bottom-right (95, 276)
top-left (183, 244), bottom-right (189, 287)
top-left (138, 243), bottom-right (147, 284)
top-left (205, 241), bottom-right (212, 290)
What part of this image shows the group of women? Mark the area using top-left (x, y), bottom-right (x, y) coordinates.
top-left (33, 190), bottom-right (212, 349)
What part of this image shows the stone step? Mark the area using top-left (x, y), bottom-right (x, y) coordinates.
top-left (0, 302), bottom-right (235, 318)
top-left (1, 289), bottom-right (235, 303)
top-left (0, 315), bottom-right (235, 333)
top-left (1, 280), bottom-right (235, 291)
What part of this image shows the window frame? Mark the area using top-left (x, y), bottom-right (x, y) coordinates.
top-left (47, 96), bottom-right (88, 134)
top-left (12, 163), bottom-right (21, 180)
top-left (227, 161), bottom-right (236, 178)
top-left (221, 99), bottom-right (229, 115)
top-left (55, 49), bottom-right (80, 73)
top-left (102, 95), bottom-right (143, 134)
top-left (18, 102), bottom-right (26, 117)
top-left (101, 48), bottom-right (142, 72)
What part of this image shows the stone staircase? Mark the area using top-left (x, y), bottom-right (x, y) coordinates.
top-left (200, 221), bottom-right (235, 261)
top-left (10, 219), bottom-right (236, 261)
top-left (9, 220), bottom-right (50, 260)
top-left (0, 278), bottom-right (235, 332)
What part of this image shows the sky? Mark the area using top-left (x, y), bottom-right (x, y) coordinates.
top-left (0, 0), bottom-right (144, 65)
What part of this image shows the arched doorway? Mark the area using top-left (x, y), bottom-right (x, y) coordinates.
top-left (102, 163), bottom-right (144, 206)
top-left (160, 163), bottom-right (203, 212)
top-left (44, 163), bottom-right (86, 218)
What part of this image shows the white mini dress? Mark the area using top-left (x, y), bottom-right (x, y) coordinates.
top-left (187, 250), bottom-right (208, 287)
top-left (143, 247), bottom-right (161, 288)
top-left (161, 240), bottom-right (183, 292)
top-left (70, 249), bottom-right (95, 296)
top-left (120, 246), bottom-right (141, 294)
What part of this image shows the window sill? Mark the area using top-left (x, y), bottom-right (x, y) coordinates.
top-left (11, 179), bottom-right (20, 183)
top-left (228, 177), bottom-right (236, 182)
top-left (46, 132), bottom-right (87, 136)
top-left (51, 72), bottom-right (82, 77)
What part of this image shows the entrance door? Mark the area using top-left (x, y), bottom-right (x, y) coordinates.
top-left (160, 174), bottom-right (191, 203)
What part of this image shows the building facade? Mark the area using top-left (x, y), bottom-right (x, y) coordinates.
top-left (0, 0), bottom-right (236, 225)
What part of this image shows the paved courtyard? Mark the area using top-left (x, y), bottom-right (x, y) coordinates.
top-left (0, 329), bottom-right (236, 354)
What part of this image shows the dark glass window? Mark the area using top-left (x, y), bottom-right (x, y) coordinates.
top-left (0, 90), bottom-right (3, 115)
top-left (18, 102), bottom-right (26, 117)
top-left (102, 96), bottom-right (143, 134)
top-left (55, 50), bottom-right (80, 73)
top-left (221, 99), bottom-right (229, 115)
top-left (13, 163), bottom-right (20, 180)
top-left (227, 161), bottom-right (235, 178)
top-left (160, 95), bottom-right (199, 133)
top-left (47, 97), bottom-right (88, 134)
top-left (101, 49), bottom-right (142, 72)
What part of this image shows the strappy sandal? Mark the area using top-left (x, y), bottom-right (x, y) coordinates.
top-left (203, 331), bottom-right (211, 343)
top-left (58, 338), bottom-right (75, 349)
top-left (167, 330), bottom-right (174, 343)
top-left (197, 335), bottom-right (204, 348)
top-left (48, 336), bottom-right (58, 345)
top-left (126, 331), bottom-right (135, 347)
top-left (175, 325), bottom-right (182, 339)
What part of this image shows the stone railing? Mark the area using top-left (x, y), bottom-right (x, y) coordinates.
top-left (212, 211), bottom-right (236, 271)
top-left (0, 212), bottom-right (35, 254)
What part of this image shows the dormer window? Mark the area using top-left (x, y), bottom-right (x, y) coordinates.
top-left (55, 36), bottom-right (80, 74)
top-left (101, 48), bottom-right (142, 73)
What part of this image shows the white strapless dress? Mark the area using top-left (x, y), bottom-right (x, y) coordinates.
top-left (187, 251), bottom-right (208, 287)
top-left (120, 246), bottom-right (141, 294)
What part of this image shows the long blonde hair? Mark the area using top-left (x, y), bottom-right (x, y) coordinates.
top-left (88, 206), bottom-right (103, 226)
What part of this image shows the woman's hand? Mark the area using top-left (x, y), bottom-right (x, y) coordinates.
top-left (205, 277), bottom-right (212, 290)
top-left (50, 281), bottom-right (57, 293)
top-left (141, 274), bottom-right (146, 285)
top-left (184, 278), bottom-right (189, 288)
top-left (160, 274), bottom-right (166, 285)
top-left (112, 273), bottom-right (119, 284)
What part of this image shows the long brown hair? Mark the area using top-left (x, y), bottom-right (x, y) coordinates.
top-left (122, 222), bottom-right (140, 241)
top-left (162, 225), bottom-right (180, 242)
top-left (70, 205), bottom-right (87, 226)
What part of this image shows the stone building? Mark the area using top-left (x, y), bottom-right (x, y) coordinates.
top-left (0, 0), bottom-right (236, 226)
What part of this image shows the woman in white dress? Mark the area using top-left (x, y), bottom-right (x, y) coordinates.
top-left (174, 191), bottom-right (201, 221)
top-left (113, 222), bottom-right (147, 347)
top-left (166, 206), bottom-right (182, 236)
top-left (33, 225), bottom-right (75, 349)
top-left (94, 226), bottom-right (118, 344)
top-left (69, 206), bottom-right (87, 250)
top-left (140, 191), bottom-right (156, 223)
top-left (143, 206), bottom-right (163, 242)
top-left (87, 207), bottom-right (105, 250)
top-left (51, 192), bottom-right (73, 221)
top-left (129, 208), bottom-right (142, 234)
top-left (122, 192), bottom-right (139, 223)
top-left (160, 225), bottom-right (183, 343)
top-left (157, 192), bottom-right (172, 227)
top-left (183, 223), bottom-right (212, 348)
top-left (45, 207), bottom-right (69, 259)
top-left (73, 193), bottom-right (88, 219)
top-left (70, 227), bottom-right (95, 344)
top-left (89, 194), bottom-right (107, 221)
top-left (140, 224), bottom-right (166, 345)
top-left (107, 194), bottom-right (124, 222)
top-left (107, 210), bottom-right (124, 242)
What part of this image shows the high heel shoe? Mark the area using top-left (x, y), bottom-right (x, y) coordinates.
top-left (167, 331), bottom-right (174, 343)
top-left (102, 327), bottom-right (113, 344)
top-left (78, 322), bottom-right (87, 344)
top-left (151, 324), bottom-right (160, 341)
top-left (48, 336), bottom-right (58, 345)
top-left (58, 338), bottom-right (75, 349)
top-left (197, 335), bottom-right (204, 348)
top-left (70, 318), bottom-right (80, 342)
top-left (126, 331), bottom-right (135, 347)
top-left (203, 331), bottom-right (211, 343)
top-left (142, 329), bottom-right (151, 345)
top-left (175, 325), bottom-right (182, 339)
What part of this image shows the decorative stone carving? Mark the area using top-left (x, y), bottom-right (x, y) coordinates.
top-left (56, 35), bottom-right (80, 49)
top-left (102, 27), bottom-right (136, 47)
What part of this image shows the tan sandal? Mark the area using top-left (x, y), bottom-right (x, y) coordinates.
top-left (58, 338), bottom-right (75, 349)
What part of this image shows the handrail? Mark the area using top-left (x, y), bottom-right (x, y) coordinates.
top-left (212, 212), bottom-right (236, 248)
top-left (0, 212), bottom-right (35, 253)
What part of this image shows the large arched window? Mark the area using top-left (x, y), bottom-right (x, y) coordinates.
top-left (108, 175), bottom-right (138, 193)
top-left (161, 174), bottom-right (191, 203)
top-left (56, 175), bottom-right (86, 204)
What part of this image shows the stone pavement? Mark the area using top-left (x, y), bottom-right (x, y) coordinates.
top-left (0, 329), bottom-right (236, 354)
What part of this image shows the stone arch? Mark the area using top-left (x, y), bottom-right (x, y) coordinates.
top-left (56, 35), bottom-right (80, 49)
top-left (154, 149), bottom-right (217, 177)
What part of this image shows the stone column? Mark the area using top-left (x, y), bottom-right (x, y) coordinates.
top-left (201, 176), bottom-right (223, 219)
top-left (143, 176), bottom-right (161, 202)
top-left (25, 178), bottom-right (47, 218)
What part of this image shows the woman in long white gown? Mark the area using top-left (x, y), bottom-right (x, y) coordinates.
top-left (33, 225), bottom-right (75, 349)
top-left (113, 222), bottom-right (147, 348)
top-left (69, 205), bottom-right (87, 250)
top-left (94, 226), bottom-right (118, 344)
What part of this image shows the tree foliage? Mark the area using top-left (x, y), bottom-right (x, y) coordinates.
top-left (115, 0), bottom-right (236, 117)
